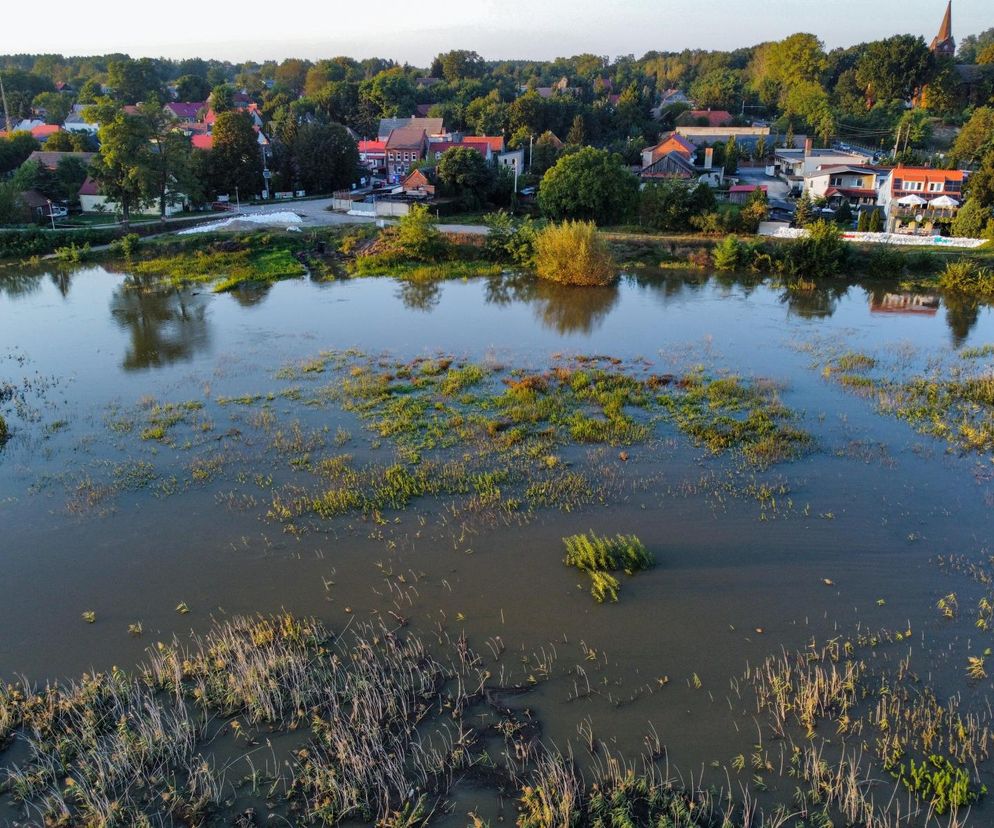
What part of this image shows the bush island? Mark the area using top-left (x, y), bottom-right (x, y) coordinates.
top-left (533, 220), bottom-right (617, 286)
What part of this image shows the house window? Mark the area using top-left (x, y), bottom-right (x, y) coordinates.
top-left (905, 181), bottom-right (923, 191)
top-left (929, 182), bottom-right (943, 192)
top-left (946, 181), bottom-right (962, 193)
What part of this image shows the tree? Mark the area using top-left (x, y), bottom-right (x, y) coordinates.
top-left (437, 146), bottom-right (495, 208)
top-left (958, 28), bottom-right (994, 64)
top-left (144, 107), bottom-right (200, 217)
top-left (360, 68), bottom-right (415, 118)
top-left (77, 78), bottom-right (102, 104)
top-left (749, 34), bottom-right (826, 107)
top-left (0, 181), bottom-right (25, 225)
top-left (530, 132), bottom-right (562, 175)
top-left (291, 122), bottom-right (358, 194)
top-left (689, 69), bottom-right (742, 110)
top-left (723, 136), bottom-right (740, 175)
top-left (538, 146), bottom-right (638, 224)
top-left (951, 108), bottom-right (994, 165)
top-left (868, 209), bottom-right (883, 232)
top-left (32, 92), bottom-right (72, 125)
top-left (176, 75), bottom-right (211, 102)
top-left (274, 58), bottom-right (311, 95)
top-left (638, 180), bottom-right (715, 231)
top-left (53, 156), bottom-right (90, 206)
top-left (42, 130), bottom-right (96, 153)
top-left (108, 58), bottom-right (164, 105)
top-left (435, 50), bottom-right (486, 82)
top-left (0, 132), bottom-right (40, 175)
top-left (88, 104), bottom-right (155, 223)
top-left (208, 110), bottom-right (263, 199)
top-left (210, 84), bottom-right (236, 113)
top-left (794, 192), bottom-right (815, 227)
top-left (951, 197), bottom-right (994, 238)
top-left (855, 35), bottom-right (932, 103)
top-left (566, 114), bottom-right (585, 146)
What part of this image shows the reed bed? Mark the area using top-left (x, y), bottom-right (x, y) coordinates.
top-left (750, 637), bottom-right (991, 821)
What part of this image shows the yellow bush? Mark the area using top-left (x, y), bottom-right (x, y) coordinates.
top-left (533, 220), bottom-right (617, 286)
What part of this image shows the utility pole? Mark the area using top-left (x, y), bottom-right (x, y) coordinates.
top-left (0, 73), bottom-right (12, 134)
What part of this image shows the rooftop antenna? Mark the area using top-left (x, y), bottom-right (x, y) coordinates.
top-left (0, 72), bottom-right (12, 134)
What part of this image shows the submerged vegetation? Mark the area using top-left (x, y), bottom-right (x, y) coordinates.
top-left (817, 346), bottom-right (994, 454)
top-left (563, 531), bottom-right (653, 602)
top-left (131, 238), bottom-right (306, 293)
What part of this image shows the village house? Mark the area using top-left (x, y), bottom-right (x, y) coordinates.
top-left (26, 150), bottom-right (96, 171)
top-left (877, 165), bottom-right (966, 231)
top-left (385, 125), bottom-right (429, 179)
top-left (163, 101), bottom-right (206, 123)
top-left (62, 104), bottom-right (99, 134)
top-left (401, 167), bottom-right (435, 198)
top-left (377, 117), bottom-right (445, 142)
top-left (675, 125), bottom-right (771, 152)
top-left (639, 144), bottom-right (724, 187)
top-left (357, 139), bottom-right (387, 174)
top-left (803, 165), bottom-right (879, 208)
top-left (641, 132), bottom-right (696, 167)
top-left (774, 141), bottom-right (873, 190)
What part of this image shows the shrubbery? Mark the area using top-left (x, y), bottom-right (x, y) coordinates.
top-left (0, 414), bottom-right (8, 444)
top-left (939, 260), bottom-right (994, 298)
top-left (482, 210), bottom-right (537, 266)
top-left (533, 220), bottom-right (617, 286)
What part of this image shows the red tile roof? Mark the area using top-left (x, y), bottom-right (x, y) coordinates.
top-left (464, 135), bottom-right (504, 152)
top-left (686, 109), bottom-right (734, 127)
top-left (78, 177), bottom-right (100, 196)
top-left (729, 184), bottom-right (767, 193)
top-left (191, 134), bottom-right (213, 150)
top-left (358, 140), bottom-right (386, 153)
top-left (32, 124), bottom-right (62, 139)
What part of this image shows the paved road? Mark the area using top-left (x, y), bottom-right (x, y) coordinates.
top-left (239, 198), bottom-right (489, 235)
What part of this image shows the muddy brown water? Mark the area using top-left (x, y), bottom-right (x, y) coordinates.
top-left (2, 266), bottom-right (994, 823)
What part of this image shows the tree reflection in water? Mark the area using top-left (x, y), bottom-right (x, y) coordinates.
top-left (109, 277), bottom-right (210, 370)
top-left (484, 273), bottom-right (619, 334)
top-left (396, 279), bottom-right (442, 311)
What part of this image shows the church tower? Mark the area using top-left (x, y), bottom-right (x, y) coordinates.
top-left (929, 1), bottom-right (955, 57)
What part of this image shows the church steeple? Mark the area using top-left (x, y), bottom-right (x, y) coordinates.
top-left (930, 1), bottom-right (955, 57)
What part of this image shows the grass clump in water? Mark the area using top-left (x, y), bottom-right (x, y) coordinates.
top-left (0, 413), bottom-right (8, 444)
top-left (563, 530), bottom-right (653, 602)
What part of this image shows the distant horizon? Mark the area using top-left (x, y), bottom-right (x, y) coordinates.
top-left (1, 0), bottom-right (990, 67)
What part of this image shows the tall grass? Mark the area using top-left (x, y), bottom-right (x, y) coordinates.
top-left (533, 221), bottom-right (617, 286)
top-left (563, 531), bottom-right (653, 602)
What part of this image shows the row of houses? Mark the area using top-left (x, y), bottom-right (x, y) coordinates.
top-left (357, 116), bottom-right (525, 183)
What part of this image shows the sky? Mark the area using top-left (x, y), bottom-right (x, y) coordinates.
top-left (1, 0), bottom-right (989, 65)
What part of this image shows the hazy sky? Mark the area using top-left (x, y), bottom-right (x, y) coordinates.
top-left (1, 0), bottom-right (988, 65)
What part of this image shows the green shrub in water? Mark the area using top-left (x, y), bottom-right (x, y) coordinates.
top-left (563, 531), bottom-right (652, 602)
top-left (0, 414), bottom-right (8, 443)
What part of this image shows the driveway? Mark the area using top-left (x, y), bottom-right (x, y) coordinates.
top-left (734, 167), bottom-right (790, 202)
top-left (239, 198), bottom-right (488, 234)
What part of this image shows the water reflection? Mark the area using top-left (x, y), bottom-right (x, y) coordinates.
top-left (0, 271), bottom-right (46, 299)
top-left (109, 279), bottom-right (211, 370)
top-left (485, 273), bottom-right (619, 334)
top-left (780, 281), bottom-right (850, 319)
top-left (396, 279), bottom-right (442, 312)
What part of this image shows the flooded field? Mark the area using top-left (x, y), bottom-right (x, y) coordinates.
top-left (3, 264), bottom-right (994, 825)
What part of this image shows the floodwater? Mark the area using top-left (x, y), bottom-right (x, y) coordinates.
top-left (2, 265), bottom-right (994, 822)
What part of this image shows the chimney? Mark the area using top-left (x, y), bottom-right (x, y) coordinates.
top-left (804, 137), bottom-right (813, 156)
top-left (704, 147), bottom-right (713, 170)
